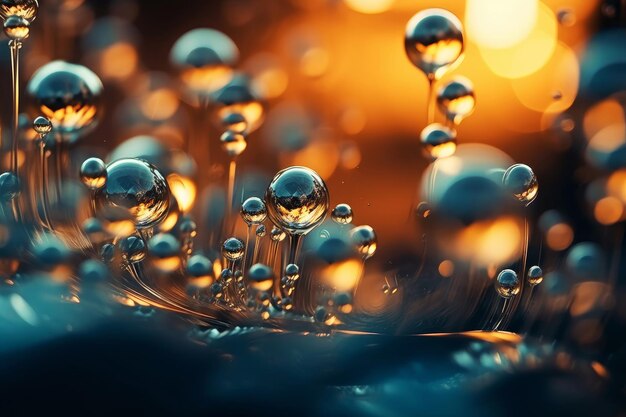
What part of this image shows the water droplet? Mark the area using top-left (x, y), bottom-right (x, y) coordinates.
top-left (420, 123), bottom-right (457, 160)
top-left (527, 265), bottom-right (543, 286)
top-left (241, 196), bottom-right (267, 225)
top-left (502, 163), bottom-right (538, 206)
top-left (220, 268), bottom-right (234, 284)
top-left (270, 226), bottom-right (286, 242)
top-left (220, 130), bottom-right (247, 157)
top-left (0, 0), bottom-right (38, 22)
top-left (221, 111), bottom-right (248, 133)
top-left (285, 263), bottom-right (300, 281)
top-left (282, 296), bottom-right (293, 311)
top-left (119, 235), bottom-right (146, 263)
top-left (495, 269), bottom-right (520, 298)
top-left (210, 282), bottom-right (224, 298)
top-left (314, 305), bottom-right (336, 325)
top-left (416, 201), bottom-right (431, 219)
top-left (80, 157), bottom-right (107, 190)
top-left (557, 8), bottom-right (576, 27)
top-left (256, 224), bottom-right (266, 237)
top-left (331, 203), bottom-right (353, 225)
top-left (351, 225), bottom-right (377, 260)
top-left (437, 76), bottom-right (475, 125)
top-left (222, 237), bottom-right (244, 261)
top-left (32, 115), bottom-right (52, 136)
top-left (101, 243), bottom-right (115, 263)
top-left (248, 263), bottom-right (274, 292)
top-left (3, 15), bottom-right (29, 41)
top-left (0, 172), bottom-right (20, 201)
top-left (186, 254), bottom-right (212, 277)
top-left (213, 74), bottom-right (264, 133)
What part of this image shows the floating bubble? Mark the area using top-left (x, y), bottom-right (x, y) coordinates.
top-left (420, 123), bottom-right (457, 160)
top-left (416, 201), bottom-right (431, 219)
top-left (351, 225), bottom-right (377, 260)
top-left (80, 157), bottom-right (107, 190)
top-left (222, 237), bottom-right (244, 261)
top-left (27, 61), bottom-right (103, 142)
top-left (96, 158), bottom-right (170, 230)
top-left (0, 172), bottom-right (20, 201)
top-left (248, 263), bottom-right (274, 292)
top-left (3, 15), bottom-right (29, 41)
top-left (527, 265), bottom-right (543, 286)
top-left (0, 0), bottom-right (38, 22)
top-left (119, 235), bottom-right (146, 263)
top-left (148, 233), bottom-right (180, 272)
top-left (331, 203), bottom-right (353, 225)
top-left (495, 269), bottom-right (520, 298)
top-left (436, 76), bottom-right (475, 125)
top-left (502, 164), bottom-right (538, 206)
top-left (404, 8), bottom-right (464, 81)
top-left (220, 131), bottom-right (247, 158)
top-left (32, 116), bottom-right (52, 136)
top-left (241, 197), bottom-right (267, 225)
top-left (256, 224), bottom-right (266, 237)
top-left (270, 226), bottom-right (286, 242)
top-left (186, 254), bottom-right (212, 277)
top-left (265, 166), bottom-right (329, 235)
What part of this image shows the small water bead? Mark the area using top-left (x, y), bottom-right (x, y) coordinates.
top-left (436, 76), bottom-right (475, 125)
top-left (416, 201), bottom-right (431, 219)
top-left (285, 263), bottom-right (300, 281)
top-left (331, 203), bottom-right (353, 225)
top-left (32, 116), bottom-right (52, 136)
top-left (495, 269), bottom-right (520, 298)
top-left (241, 197), bottom-right (267, 225)
top-left (219, 268), bottom-right (234, 284)
top-left (0, 0), bottom-right (38, 22)
top-left (100, 243), bottom-right (115, 263)
top-left (248, 263), bottom-right (274, 292)
top-left (178, 217), bottom-right (197, 236)
top-left (80, 158), bottom-right (107, 190)
top-left (221, 112), bottom-right (248, 134)
top-left (282, 297), bottom-right (293, 311)
top-left (96, 158), bottom-right (171, 230)
top-left (314, 306), bottom-right (336, 325)
top-left (148, 233), bottom-right (180, 257)
top-left (212, 74), bottom-right (265, 134)
top-left (220, 130), bottom-right (247, 157)
top-left (82, 217), bottom-right (104, 237)
top-left (265, 166), bottom-right (329, 235)
top-left (256, 225), bottom-right (266, 238)
top-left (0, 172), bottom-right (20, 201)
top-left (119, 235), bottom-right (146, 264)
top-left (210, 282), bottom-right (224, 299)
top-left (186, 254), bottom-right (212, 278)
top-left (557, 8), bottom-right (576, 27)
top-left (270, 226), bottom-right (286, 242)
top-left (222, 237), bottom-right (245, 261)
top-left (420, 123), bottom-right (457, 160)
top-left (502, 163), bottom-right (538, 206)
top-left (351, 225), bottom-right (377, 260)
top-left (527, 265), bottom-right (543, 286)
top-left (3, 15), bottom-right (29, 41)
top-left (404, 8), bottom-right (464, 81)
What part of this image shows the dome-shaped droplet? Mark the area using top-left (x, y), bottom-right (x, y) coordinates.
top-left (270, 226), bottom-right (286, 242)
top-left (222, 237), bottom-right (244, 261)
top-left (331, 203), bottom-right (353, 225)
top-left (527, 265), bottom-right (543, 286)
top-left (502, 163), bottom-right (538, 206)
top-left (32, 115), bottom-right (52, 136)
top-left (220, 130), bottom-right (247, 157)
top-left (285, 263), bottom-right (300, 281)
top-left (186, 254), bottom-right (212, 277)
top-left (0, 172), bottom-right (20, 201)
top-left (248, 263), bottom-right (274, 292)
top-left (3, 15), bottom-right (29, 41)
top-left (80, 157), bottom-right (107, 190)
top-left (0, 0), bottom-right (38, 22)
top-left (119, 235), bottom-right (146, 263)
top-left (241, 196), bottom-right (267, 225)
top-left (436, 76), bottom-right (475, 125)
top-left (351, 225), bottom-right (377, 260)
top-left (495, 269), bottom-right (520, 298)
top-left (420, 123), bottom-right (457, 160)
top-left (256, 224), bottom-right (266, 237)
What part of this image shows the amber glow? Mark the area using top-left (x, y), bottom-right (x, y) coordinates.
top-left (466, 0), bottom-right (538, 49)
top-left (41, 104), bottom-right (98, 132)
top-left (320, 259), bottom-right (362, 291)
top-left (140, 89), bottom-right (180, 121)
top-left (343, 0), bottom-right (394, 14)
top-left (570, 282), bottom-right (613, 316)
top-left (167, 173), bottom-right (197, 213)
top-left (452, 216), bottom-right (523, 266)
top-left (181, 65), bottom-right (233, 96)
top-left (594, 196), bottom-right (623, 225)
top-left (438, 260), bottom-right (454, 277)
top-left (545, 223), bottom-right (574, 251)
top-left (100, 43), bottom-right (138, 80)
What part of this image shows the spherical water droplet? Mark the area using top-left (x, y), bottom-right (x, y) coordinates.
top-left (502, 163), bottom-right (538, 206)
top-left (32, 115), bottom-right (52, 136)
top-left (314, 305), bottom-right (336, 325)
top-left (80, 157), bottom-right (107, 190)
top-left (186, 254), bottom-right (212, 277)
top-left (331, 203), bottom-right (353, 225)
top-left (213, 73), bottom-right (265, 133)
top-left (270, 226), bottom-right (286, 242)
top-left (221, 112), bottom-right (248, 134)
top-left (527, 265), bottom-right (543, 286)
top-left (256, 224), bottom-right (266, 237)
top-left (351, 225), bottom-right (377, 260)
top-left (147, 233), bottom-right (180, 258)
top-left (241, 196), bottom-right (267, 225)
top-left (220, 268), bottom-right (234, 284)
top-left (282, 296), bottom-right (293, 311)
top-left (27, 61), bottom-right (103, 142)
top-left (0, 172), bottom-right (20, 201)
top-left (101, 243), bottom-right (115, 263)
top-left (3, 15), bottom-right (29, 41)
top-left (437, 76), bottom-right (475, 125)
top-left (248, 263), bottom-right (274, 292)
top-left (285, 263), bottom-right (300, 281)
top-left (404, 8), bottom-right (464, 81)
top-left (33, 233), bottom-right (69, 266)
top-left (495, 269), bottom-right (520, 298)
top-left (211, 282), bottom-right (224, 298)
top-left (416, 201), bottom-right (431, 219)
top-left (420, 123), bottom-right (457, 160)
top-left (220, 130), bottom-right (247, 157)
top-left (0, 0), bottom-right (38, 22)
top-left (78, 259), bottom-right (108, 285)
top-left (96, 158), bottom-right (171, 229)
top-left (265, 166), bottom-right (329, 235)
top-left (565, 242), bottom-right (606, 281)
top-left (178, 217), bottom-right (197, 236)
top-left (222, 237), bottom-right (244, 261)
top-left (119, 235), bottom-right (146, 263)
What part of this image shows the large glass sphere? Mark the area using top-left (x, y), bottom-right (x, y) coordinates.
top-left (96, 158), bottom-right (170, 230)
top-left (265, 166), bottom-right (329, 235)
top-left (27, 61), bottom-right (103, 143)
top-left (0, 0), bottom-right (38, 22)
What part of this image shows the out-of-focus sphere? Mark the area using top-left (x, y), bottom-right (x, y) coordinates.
top-left (222, 237), bottom-right (244, 261)
top-left (502, 164), bottom-right (538, 206)
top-left (27, 61), bottom-right (103, 142)
top-left (256, 224), bottom-right (266, 237)
top-left (220, 131), bottom-right (247, 157)
top-left (331, 203), bottom-right (353, 225)
top-left (248, 263), bottom-right (274, 292)
top-left (420, 123), bottom-right (457, 160)
top-left (147, 233), bottom-right (180, 258)
top-left (33, 116), bottom-right (52, 136)
top-left (119, 235), bottom-right (146, 263)
top-left (437, 76), bottom-right (475, 125)
top-left (241, 197), bottom-right (267, 225)
top-left (213, 74), bottom-right (264, 133)
top-left (221, 112), bottom-right (248, 134)
top-left (96, 158), bottom-right (170, 230)
top-left (495, 269), bottom-right (520, 298)
top-left (527, 265), bottom-right (543, 286)
top-left (0, 172), bottom-right (20, 201)
top-left (285, 263), bottom-right (300, 281)
top-left (3, 15), bottom-right (29, 41)
top-left (0, 0), bottom-right (38, 22)
top-left (270, 226), bottom-right (286, 242)
top-left (170, 28), bottom-right (239, 100)
top-left (351, 225), bottom-right (377, 260)
top-left (265, 166), bottom-right (329, 235)
top-left (187, 254), bottom-right (212, 277)
top-left (80, 157), bottom-right (107, 190)
top-left (404, 8), bottom-right (464, 81)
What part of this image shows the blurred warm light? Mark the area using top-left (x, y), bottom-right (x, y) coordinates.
top-left (339, 141), bottom-right (362, 170)
top-left (246, 54), bottom-right (289, 100)
top-left (343, 0), bottom-right (395, 14)
top-left (438, 260), bottom-right (454, 277)
top-left (570, 282), bottom-right (613, 316)
top-left (159, 209), bottom-right (180, 233)
top-left (167, 173), bottom-right (197, 213)
top-left (104, 219), bottom-right (135, 239)
top-left (181, 66), bottom-right (233, 98)
top-left (100, 43), bottom-right (138, 80)
top-left (607, 170), bottom-right (626, 204)
top-left (217, 101), bottom-right (265, 133)
top-left (285, 139), bottom-right (340, 180)
top-left (513, 43), bottom-right (579, 114)
top-left (140, 89), bottom-right (180, 121)
top-left (453, 216), bottom-right (523, 266)
top-left (188, 276), bottom-right (213, 289)
top-left (2, 150), bottom-right (25, 170)
top-left (321, 259), bottom-right (362, 291)
top-left (594, 196), bottom-right (623, 225)
top-left (339, 106), bottom-right (367, 135)
top-left (154, 257), bottom-right (181, 273)
top-left (584, 99), bottom-right (625, 139)
top-left (546, 223), bottom-right (574, 251)
top-left (478, 2), bottom-right (557, 79)
top-left (466, 0), bottom-right (538, 49)
top-left (299, 47), bottom-right (330, 78)
top-left (591, 361), bottom-right (610, 378)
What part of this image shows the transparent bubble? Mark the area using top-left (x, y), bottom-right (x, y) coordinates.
top-left (502, 163), bottom-right (538, 206)
top-left (0, 0), bottom-right (38, 22)
top-left (80, 157), bottom-right (107, 190)
top-left (404, 8), bottom-right (464, 81)
top-left (436, 76), bottom-right (475, 125)
top-left (248, 263), bottom-right (274, 292)
top-left (270, 226), bottom-right (286, 242)
top-left (282, 296), bottom-right (293, 311)
top-left (220, 268), bottom-right (234, 284)
top-left (210, 282), bottom-right (224, 298)
top-left (350, 225), bottom-right (377, 260)
top-left (100, 243), bottom-right (115, 263)
top-left (331, 203), bottom-right (353, 225)
top-left (0, 172), bottom-right (20, 201)
top-left (495, 269), bottom-right (520, 298)
top-left (96, 158), bottom-right (170, 230)
top-left (32, 115), bottom-right (52, 136)
top-left (212, 73), bottom-right (264, 133)
top-left (527, 265), bottom-right (543, 286)
top-left (119, 235), bottom-right (146, 263)
top-left (222, 237), bottom-right (244, 261)
top-left (314, 305), bottom-right (336, 325)
top-left (3, 15), bottom-right (29, 41)
top-left (256, 224), bottom-right (266, 237)
top-left (221, 112), bottom-right (247, 134)
top-left (285, 263), bottom-right (300, 281)
top-left (220, 130), bottom-right (247, 157)
top-left (265, 166), bottom-right (329, 235)
top-left (241, 196), bottom-right (267, 225)
top-left (420, 123), bottom-right (457, 160)
top-left (27, 61), bottom-right (103, 142)
top-left (32, 233), bottom-right (69, 266)
top-left (186, 254), bottom-right (212, 277)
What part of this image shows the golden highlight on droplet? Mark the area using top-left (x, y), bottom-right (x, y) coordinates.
top-left (167, 173), bottom-right (197, 214)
